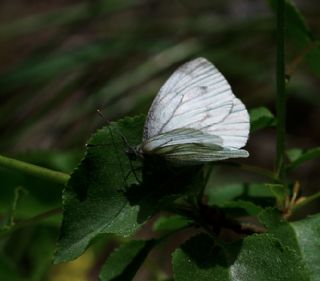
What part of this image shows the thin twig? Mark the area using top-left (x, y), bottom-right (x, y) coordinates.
top-left (275, 0), bottom-right (287, 181)
top-left (292, 191), bottom-right (320, 213)
top-left (218, 161), bottom-right (277, 181)
top-left (0, 208), bottom-right (62, 238)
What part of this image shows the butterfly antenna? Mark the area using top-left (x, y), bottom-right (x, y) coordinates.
top-left (97, 109), bottom-right (142, 185)
top-left (96, 109), bottom-right (129, 186)
top-left (99, 110), bottom-right (142, 183)
top-left (97, 109), bottom-right (131, 146)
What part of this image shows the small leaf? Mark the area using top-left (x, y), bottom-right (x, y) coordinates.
top-left (265, 184), bottom-right (288, 207)
top-left (287, 148), bottom-right (304, 162)
top-left (99, 240), bottom-right (155, 281)
top-left (172, 233), bottom-right (309, 281)
top-left (260, 208), bottom-right (320, 280)
top-left (153, 215), bottom-right (192, 232)
top-left (249, 107), bottom-right (275, 132)
top-left (216, 200), bottom-right (263, 217)
top-left (286, 147), bottom-right (320, 171)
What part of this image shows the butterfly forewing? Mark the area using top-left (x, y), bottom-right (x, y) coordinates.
top-left (204, 97), bottom-right (249, 148)
top-left (143, 58), bottom-right (236, 139)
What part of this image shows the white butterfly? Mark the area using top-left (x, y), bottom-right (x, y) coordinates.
top-left (136, 57), bottom-right (250, 165)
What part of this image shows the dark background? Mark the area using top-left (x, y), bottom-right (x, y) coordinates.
top-left (0, 0), bottom-right (319, 280)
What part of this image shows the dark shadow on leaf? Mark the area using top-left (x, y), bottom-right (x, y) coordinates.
top-left (179, 233), bottom-right (243, 270)
top-left (123, 160), bottom-right (204, 223)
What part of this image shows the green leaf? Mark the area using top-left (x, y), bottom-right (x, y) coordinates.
top-left (268, 0), bottom-right (311, 46)
top-left (172, 233), bottom-right (309, 281)
top-left (268, 0), bottom-right (320, 78)
top-left (287, 148), bottom-right (304, 162)
top-left (265, 183), bottom-right (288, 207)
top-left (54, 115), bottom-right (200, 263)
top-left (286, 147), bottom-right (320, 171)
top-left (216, 200), bottom-right (263, 217)
top-left (99, 239), bottom-right (155, 281)
top-left (153, 215), bottom-right (192, 232)
top-left (54, 116), bottom-right (147, 263)
top-left (260, 208), bottom-right (320, 280)
top-left (249, 107), bottom-right (275, 132)
top-left (0, 255), bottom-right (21, 281)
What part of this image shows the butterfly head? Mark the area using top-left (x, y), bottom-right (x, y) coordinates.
top-left (125, 144), bottom-right (143, 161)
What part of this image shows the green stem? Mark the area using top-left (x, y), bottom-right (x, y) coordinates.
top-left (292, 192), bottom-right (320, 213)
top-left (0, 208), bottom-right (62, 239)
top-left (0, 154), bottom-right (70, 185)
top-left (219, 162), bottom-right (277, 181)
top-left (276, 0), bottom-right (287, 181)
top-left (237, 163), bottom-right (277, 181)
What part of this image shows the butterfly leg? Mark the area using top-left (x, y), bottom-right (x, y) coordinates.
top-left (123, 166), bottom-right (143, 189)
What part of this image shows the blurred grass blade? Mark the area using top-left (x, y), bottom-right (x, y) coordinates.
top-left (0, 40), bottom-right (126, 92)
top-left (0, 0), bottom-right (144, 40)
top-left (95, 39), bottom-right (201, 104)
top-left (71, 39), bottom-right (202, 122)
top-left (287, 147), bottom-right (320, 171)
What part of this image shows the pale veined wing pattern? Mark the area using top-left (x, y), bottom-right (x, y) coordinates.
top-left (137, 57), bottom-right (250, 165)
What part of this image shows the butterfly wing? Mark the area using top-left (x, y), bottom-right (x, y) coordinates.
top-left (141, 128), bottom-right (248, 165)
top-left (142, 128), bottom-right (223, 152)
top-left (143, 57), bottom-right (249, 151)
top-left (161, 144), bottom-right (249, 165)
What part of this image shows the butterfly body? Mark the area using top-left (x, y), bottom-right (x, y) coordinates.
top-left (137, 57), bottom-right (250, 165)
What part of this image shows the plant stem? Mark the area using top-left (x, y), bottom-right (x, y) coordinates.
top-left (276, 0), bottom-right (287, 181)
top-left (0, 208), bottom-right (62, 239)
top-left (219, 162), bottom-right (277, 181)
top-left (237, 163), bottom-right (277, 181)
top-left (0, 154), bottom-right (70, 185)
top-left (292, 191), bottom-right (320, 213)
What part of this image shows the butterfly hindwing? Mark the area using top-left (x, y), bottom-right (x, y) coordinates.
top-left (141, 128), bottom-right (223, 153)
top-left (154, 143), bottom-right (249, 165)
